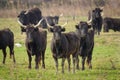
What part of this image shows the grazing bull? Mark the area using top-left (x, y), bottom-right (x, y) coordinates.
top-left (17, 7), bottom-right (42, 33)
top-left (88, 8), bottom-right (103, 35)
top-left (103, 17), bottom-right (120, 32)
top-left (18, 19), bottom-right (47, 69)
top-left (48, 22), bottom-right (80, 73)
top-left (0, 28), bottom-right (15, 64)
top-left (75, 21), bottom-right (94, 70)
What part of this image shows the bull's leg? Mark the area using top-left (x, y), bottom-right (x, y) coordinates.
top-left (87, 51), bottom-right (92, 69)
top-left (87, 47), bottom-right (93, 69)
top-left (38, 54), bottom-right (41, 66)
top-left (53, 56), bottom-right (58, 74)
top-left (73, 58), bottom-right (76, 73)
top-left (98, 32), bottom-right (100, 35)
top-left (72, 55), bottom-right (76, 73)
top-left (67, 56), bottom-right (71, 72)
top-left (35, 55), bottom-right (39, 69)
top-left (82, 56), bottom-right (86, 70)
top-left (41, 51), bottom-right (45, 69)
top-left (27, 51), bottom-right (32, 69)
top-left (2, 48), bottom-right (7, 64)
top-left (76, 55), bottom-right (79, 70)
top-left (98, 29), bottom-right (100, 35)
top-left (9, 46), bottom-right (16, 63)
top-left (87, 55), bottom-right (92, 69)
top-left (61, 57), bottom-right (65, 73)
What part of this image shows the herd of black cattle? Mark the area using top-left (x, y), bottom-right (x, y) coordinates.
top-left (0, 7), bottom-right (120, 73)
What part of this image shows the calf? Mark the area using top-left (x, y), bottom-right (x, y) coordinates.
top-left (18, 20), bottom-right (47, 69)
top-left (48, 23), bottom-right (80, 73)
top-left (75, 21), bottom-right (94, 70)
top-left (0, 28), bottom-right (15, 64)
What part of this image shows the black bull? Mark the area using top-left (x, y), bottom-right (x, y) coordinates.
top-left (48, 24), bottom-right (80, 73)
top-left (17, 7), bottom-right (42, 25)
top-left (103, 17), bottom-right (120, 32)
top-left (0, 28), bottom-right (16, 64)
top-left (88, 8), bottom-right (103, 35)
top-left (75, 21), bottom-right (94, 70)
top-left (18, 20), bottom-right (47, 69)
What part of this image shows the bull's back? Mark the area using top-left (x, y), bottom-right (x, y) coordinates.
top-left (104, 17), bottom-right (120, 25)
top-left (30, 8), bottom-right (42, 20)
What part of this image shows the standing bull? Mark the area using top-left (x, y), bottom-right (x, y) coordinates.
top-left (0, 28), bottom-right (15, 64)
top-left (103, 17), bottom-right (120, 32)
top-left (48, 22), bottom-right (80, 73)
top-left (18, 19), bottom-right (47, 69)
top-left (75, 21), bottom-right (94, 70)
top-left (88, 8), bottom-right (103, 35)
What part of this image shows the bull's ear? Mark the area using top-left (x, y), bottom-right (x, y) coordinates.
top-left (75, 25), bottom-right (79, 29)
top-left (34, 27), bottom-right (39, 31)
top-left (61, 28), bottom-right (65, 32)
top-left (21, 26), bottom-right (26, 32)
top-left (48, 28), bottom-right (53, 32)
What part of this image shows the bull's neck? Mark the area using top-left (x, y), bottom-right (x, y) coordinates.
top-left (75, 30), bottom-right (81, 38)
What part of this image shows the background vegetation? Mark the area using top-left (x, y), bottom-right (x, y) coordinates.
top-left (0, 0), bottom-right (120, 17)
top-left (0, 0), bottom-right (120, 80)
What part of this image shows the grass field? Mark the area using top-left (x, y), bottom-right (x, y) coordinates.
top-left (0, 18), bottom-right (120, 80)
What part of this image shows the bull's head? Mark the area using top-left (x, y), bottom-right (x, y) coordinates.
top-left (46, 19), bottom-right (67, 42)
top-left (53, 16), bottom-right (59, 24)
top-left (26, 26), bottom-right (39, 43)
top-left (49, 26), bottom-right (65, 41)
top-left (75, 21), bottom-right (91, 38)
top-left (18, 18), bottom-right (43, 34)
top-left (92, 8), bottom-right (103, 19)
top-left (17, 10), bottom-right (29, 25)
top-left (18, 19), bottom-right (43, 42)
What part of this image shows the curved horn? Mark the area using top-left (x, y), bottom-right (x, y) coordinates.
top-left (100, 7), bottom-right (104, 10)
top-left (24, 10), bottom-right (28, 14)
top-left (34, 18), bottom-right (43, 27)
top-left (87, 18), bottom-right (92, 24)
top-left (17, 19), bottom-right (27, 28)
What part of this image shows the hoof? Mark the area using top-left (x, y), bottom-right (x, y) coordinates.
top-left (89, 66), bottom-right (92, 69)
top-left (42, 65), bottom-right (45, 69)
top-left (82, 68), bottom-right (85, 71)
top-left (35, 66), bottom-right (39, 69)
top-left (28, 66), bottom-right (31, 69)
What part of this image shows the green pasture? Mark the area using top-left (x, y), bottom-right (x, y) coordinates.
top-left (0, 17), bottom-right (120, 80)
